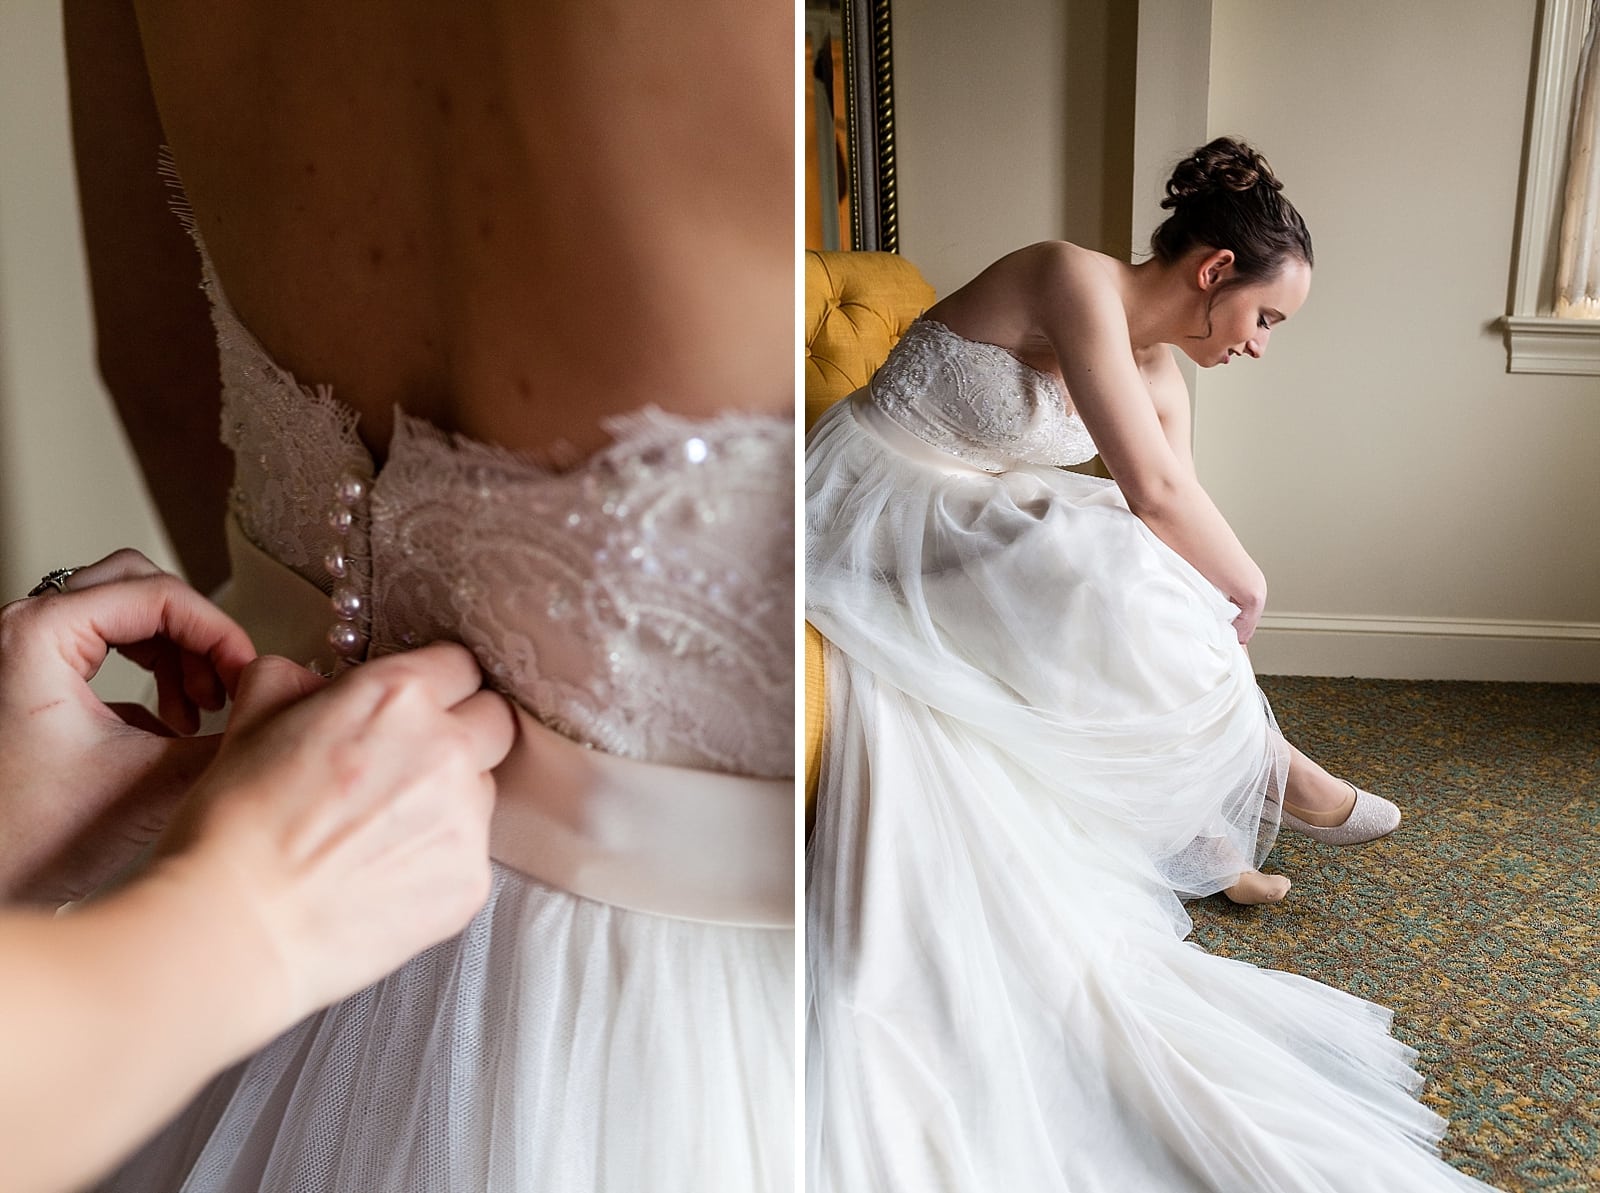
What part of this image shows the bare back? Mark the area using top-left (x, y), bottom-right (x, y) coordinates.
top-left (129, 0), bottom-right (791, 462)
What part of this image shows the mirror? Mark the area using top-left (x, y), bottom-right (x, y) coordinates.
top-left (804, 0), bottom-right (899, 253)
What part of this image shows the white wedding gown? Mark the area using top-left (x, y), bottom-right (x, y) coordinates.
top-left (805, 319), bottom-right (1496, 1191)
top-left (98, 218), bottom-right (794, 1191)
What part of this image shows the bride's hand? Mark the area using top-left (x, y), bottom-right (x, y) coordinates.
top-left (156, 643), bottom-right (516, 1030)
top-left (1230, 573), bottom-right (1268, 645)
top-left (0, 549), bottom-right (255, 903)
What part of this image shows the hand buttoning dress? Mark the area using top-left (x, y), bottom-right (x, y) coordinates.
top-left (99, 211), bottom-right (795, 1193)
top-left (804, 319), bottom-right (1496, 1191)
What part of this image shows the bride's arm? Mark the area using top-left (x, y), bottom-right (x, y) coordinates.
top-left (64, 0), bottom-right (232, 592)
top-left (1146, 350), bottom-right (1200, 486)
top-left (1039, 269), bottom-right (1267, 642)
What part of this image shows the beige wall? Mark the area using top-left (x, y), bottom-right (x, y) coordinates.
top-left (0, 4), bottom-right (175, 699)
top-left (891, 0), bottom-right (1600, 680)
top-left (1199, 0), bottom-right (1600, 679)
top-left (894, 0), bottom-right (1136, 297)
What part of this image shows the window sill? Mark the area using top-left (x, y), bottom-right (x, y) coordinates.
top-left (1502, 315), bottom-right (1600, 375)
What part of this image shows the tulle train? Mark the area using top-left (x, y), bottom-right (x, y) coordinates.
top-left (804, 396), bottom-right (1495, 1191)
top-left (102, 866), bottom-right (794, 1193)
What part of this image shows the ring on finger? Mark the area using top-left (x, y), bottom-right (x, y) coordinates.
top-left (26, 567), bottom-right (80, 598)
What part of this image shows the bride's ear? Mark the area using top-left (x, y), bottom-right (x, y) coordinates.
top-left (1197, 249), bottom-right (1235, 291)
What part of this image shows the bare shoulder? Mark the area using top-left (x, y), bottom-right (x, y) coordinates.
top-left (927, 241), bottom-right (1126, 347)
top-left (1015, 243), bottom-right (1133, 355)
top-left (951, 241), bottom-right (1117, 302)
top-left (1028, 240), bottom-right (1118, 288)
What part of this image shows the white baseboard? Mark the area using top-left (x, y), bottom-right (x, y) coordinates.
top-left (1249, 613), bottom-right (1600, 683)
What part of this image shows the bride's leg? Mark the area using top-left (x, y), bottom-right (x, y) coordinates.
top-left (1238, 643), bottom-right (1360, 825)
top-left (1281, 741), bottom-right (1360, 824)
top-left (1218, 744), bottom-right (1350, 903)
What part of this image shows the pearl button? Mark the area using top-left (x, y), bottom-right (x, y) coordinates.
top-left (328, 622), bottom-right (364, 656)
top-left (331, 584), bottom-right (365, 620)
top-left (334, 471), bottom-right (368, 507)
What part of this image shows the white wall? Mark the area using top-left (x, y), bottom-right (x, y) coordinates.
top-left (0, 4), bottom-right (175, 698)
top-left (1199, 0), bottom-right (1600, 679)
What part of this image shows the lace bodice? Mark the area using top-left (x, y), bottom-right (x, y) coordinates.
top-left (202, 250), bottom-right (792, 779)
top-left (866, 320), bottom-right (1098, 471)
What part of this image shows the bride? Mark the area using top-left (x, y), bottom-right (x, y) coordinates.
top-left (70, 3), bottom-right (792, 1190)
top-left (805, 138), bottom-right (1496, 1190)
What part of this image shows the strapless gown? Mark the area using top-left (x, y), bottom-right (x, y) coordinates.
top-left (99, 208), bottom-right (794, 1192)
top-left (804, 319), bottom-right (1496, 1191)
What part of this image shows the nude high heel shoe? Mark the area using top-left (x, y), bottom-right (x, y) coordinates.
top-left (1281, 780), bottom-right (1401, 846)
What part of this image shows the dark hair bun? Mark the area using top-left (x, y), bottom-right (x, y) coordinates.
top-left (1147, 136), bottom-right (1312, 278)
top-left (1161, 137), bottom-right (1283, 210)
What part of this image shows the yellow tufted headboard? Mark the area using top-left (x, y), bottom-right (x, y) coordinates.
top-left (804, 250), bottom-right (936, 809)
top-left (804, 250), bottom-right (937, 431)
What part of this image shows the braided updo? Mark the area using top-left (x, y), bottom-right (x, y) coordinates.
top-left (1150, 137), bottom-right (1312, 281)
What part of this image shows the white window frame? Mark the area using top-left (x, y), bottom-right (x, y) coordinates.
top-left (1504, 0), bottom-right (1600, 374)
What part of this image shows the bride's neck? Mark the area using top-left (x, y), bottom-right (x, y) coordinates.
top-left (1121, 257), bottom-right (1203, 352)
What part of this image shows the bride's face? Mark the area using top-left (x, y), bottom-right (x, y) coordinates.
top-left (1187, 254), bottom-right (1312, 369)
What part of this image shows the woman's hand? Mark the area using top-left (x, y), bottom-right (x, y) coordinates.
top-left (156, 642), bottom-right (517, 1028)
top-left (0, 549), bottom-right (255, 903)
top-left (0, 640), bottom-right (512, 1193)
top-left (1230, 570), bottom-right (1268, 645)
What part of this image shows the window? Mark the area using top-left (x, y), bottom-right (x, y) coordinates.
top-left (1504, 0), bottom-right (1600, 373)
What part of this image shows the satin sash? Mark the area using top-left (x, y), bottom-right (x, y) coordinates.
top-left (219, 518), bottom-right (794, 928)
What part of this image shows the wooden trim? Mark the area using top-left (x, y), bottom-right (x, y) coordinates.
top-left (1511, 0), bottom-right (1589, 316)
top-left (1262, 612), bottom-right (1600, 641)
top-left (843, 0), bottom-right (898, 252)
top-left (1503, 313), bottom-right (1600, 373)
top-left (1251, 611), bottom-right (1600, 682)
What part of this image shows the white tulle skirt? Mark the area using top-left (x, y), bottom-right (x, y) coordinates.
top-left (100, 866), bottom-right (793, 1192)
top-left (804, 396), bottom-right (1495, 1191)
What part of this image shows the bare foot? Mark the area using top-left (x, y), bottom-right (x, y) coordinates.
top-left (1224, 869), bottom-right (1291, 905)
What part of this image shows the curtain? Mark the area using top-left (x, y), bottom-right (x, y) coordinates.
top-left (1556, 0), bottom-right (1600, 317)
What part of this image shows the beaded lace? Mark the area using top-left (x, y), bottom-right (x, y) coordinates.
top-left (867, 320), bottom-right (1098, 471)
top-left (195, 238), bottom-right (792, 779)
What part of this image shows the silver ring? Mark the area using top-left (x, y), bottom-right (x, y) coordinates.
top-left (27, 567), bottom-right (80, 598)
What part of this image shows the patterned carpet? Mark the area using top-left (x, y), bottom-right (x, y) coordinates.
top-left (1189, 676), bottom-right (1600, 1192)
